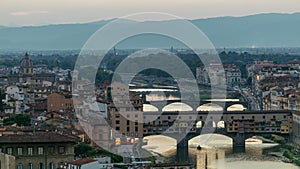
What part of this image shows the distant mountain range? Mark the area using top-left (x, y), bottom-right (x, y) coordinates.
top-left (1, 13), bottom-right (300, 50)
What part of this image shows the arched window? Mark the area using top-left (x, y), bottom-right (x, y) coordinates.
top-left (38, 163), bottom-right (43, 169)
top-left (28, 163), bottom-right (33, 169)
top-left (49, 162), bottom-right (54, 169)
top-left (17, 163), bottom-right (23, 169)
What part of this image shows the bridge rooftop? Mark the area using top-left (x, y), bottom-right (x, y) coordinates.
top-left (144, 110), bottom-right (298, 115)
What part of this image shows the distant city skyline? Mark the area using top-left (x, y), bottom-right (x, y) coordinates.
top-left (1, 0), bottom-right (300, 26)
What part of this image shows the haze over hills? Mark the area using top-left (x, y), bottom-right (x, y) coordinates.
top-left (1, 13), bottom-right (300, 50)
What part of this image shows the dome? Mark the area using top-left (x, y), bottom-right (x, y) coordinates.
top-left (20, 53), bottom-right (33, 68)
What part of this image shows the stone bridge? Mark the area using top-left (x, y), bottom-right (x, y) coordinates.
top-left (143, 110), bottom-right (295, 162)
top-left (144, 100), bottom-right (249, 112)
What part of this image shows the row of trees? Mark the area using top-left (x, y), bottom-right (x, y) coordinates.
top-left (3, 114), bottom-right (31, 126)
top-left (74, 143), bottom-right (123, 162)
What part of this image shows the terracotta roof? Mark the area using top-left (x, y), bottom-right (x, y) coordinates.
top-left (0, 132), bottom-right (78, 143)
top-left (68, 158), bottom-right (97, 166)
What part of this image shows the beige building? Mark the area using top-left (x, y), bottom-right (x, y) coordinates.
top-left (0, 152), bottom-right (15, 169)
top-left (47, 93), bottom-right (73, 112)
top-left (107, 83), bottom-right (144, 141)
top-left (0, 132), bottom-right (77, 169)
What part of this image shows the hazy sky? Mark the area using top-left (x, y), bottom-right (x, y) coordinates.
top-left (1, 0), bottom-right (300, 26)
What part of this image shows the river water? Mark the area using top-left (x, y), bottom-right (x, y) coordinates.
top-left (143, 135), bottom-right (299, 169)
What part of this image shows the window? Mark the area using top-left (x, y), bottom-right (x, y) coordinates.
top-left (38, 163), bottom-right (44, 169)
top-left (38, 147), bottom-right (44, 155)
top-left (115, 114), bottom-right (120, 118)
top-left (135, 126), bottom-right (138, 132)
top-left (27, 147), bottom-right (33, 155)
top-left (127, 127), bottom-right (130, 132)
top-left (48, 146), bottom-right (55, 154)
top-left (7, 147), bottom-right (12, 155)
top-left (116, 126), bottom-right (120, 130)
top-left (58, 146), bottom-right (65, 154)
top-left (127, 120), bottom-right (130, 125)
top-left (17, 163), bottom-right (23, 169)
top-left (17, 147), bottom-right (23, 155)
top-left (58, 162), bottom-right (64, 168)
top-left (49, 162), bottom-right (54, 169)
top-left (116, 120), bottom-right (120, 124)
top-left (28, 163), bottom-right (33, 169)
top-left (0, 147), bottom-right (2, 153)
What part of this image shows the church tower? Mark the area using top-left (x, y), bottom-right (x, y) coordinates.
top-left (20, 52), bottom-right (33, 75)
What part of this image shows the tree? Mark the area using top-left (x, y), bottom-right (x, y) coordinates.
top-left (74, 143), bottom-right (123, 162)
top-left (247, 77), bottom-right (252, 86)
top-left (3, 114), bottom-right (31, 126)
top-left (0, 91), bottom-right (5, 112)
top-left (74, 143), bottom-right (93, 158)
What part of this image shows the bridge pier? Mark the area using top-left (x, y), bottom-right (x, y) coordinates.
top-left (176, 137), bottom-right (189, 163)
top-left (232, 133), bottom-right (247, 153)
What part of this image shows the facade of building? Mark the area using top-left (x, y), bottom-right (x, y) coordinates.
top-left (196, 63), bottom-right (241, 88)
top-left (0, 133), bottom-right (76, 169)
top-left (66, 157), bottom-right (113, 169)
top-left (293, 111), bottom-right (300, 144)
top-left (143, 110), bottom-right (293, 136)
top-left (107, 83), bottom-right (144, 140)
top-left (0, 152), bottom-right (15, 169)
top-left (224, 64), bottom-right (242, 87)
top-left (47, 93), bottom-right (73, 112)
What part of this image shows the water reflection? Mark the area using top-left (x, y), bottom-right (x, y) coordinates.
top-left (189, 149), bottom-right (225, 169)
top-left (143, 134), bottom-right (299, 169)
top-left (189, 145), bottom-right (299, 169)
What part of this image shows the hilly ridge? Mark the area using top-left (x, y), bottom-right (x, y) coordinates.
top-left (1, 13), bottom-right (300, 50)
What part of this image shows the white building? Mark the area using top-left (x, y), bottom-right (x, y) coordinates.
top-left (66, 157), bottom-right (113, 169)
top-left (196, 63), bottom-right (241, 88)
top-left (2, 85), bottom-right (27, 114)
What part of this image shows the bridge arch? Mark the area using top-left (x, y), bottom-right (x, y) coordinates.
top-left (197, 103), bottom-right (223, 111)
top-left (143, 104), bottom-right (159, 112)
top-left (189, 134), bottom-right (233, 148)
top-left (142, 135), bottom-right (177, 155)
top-left (205, 121), bottom-right (216, 128)
top-left (162, 102), bottom-right (193, 112)
top-left (196, 121), bottom-right (205, 128)
top-left (227, 104), bottom-right (246, 111)
top-left (217, 121), bottom-right (225, 128)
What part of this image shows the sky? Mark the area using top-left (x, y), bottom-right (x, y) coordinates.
top-left (1, 0), bottom-right (300, 26)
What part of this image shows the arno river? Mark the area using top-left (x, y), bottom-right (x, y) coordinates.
top-left (143, 134), bottom-right (299, 169)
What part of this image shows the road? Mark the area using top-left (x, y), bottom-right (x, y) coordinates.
top-left (241, 88), bottom-right (261, 110)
